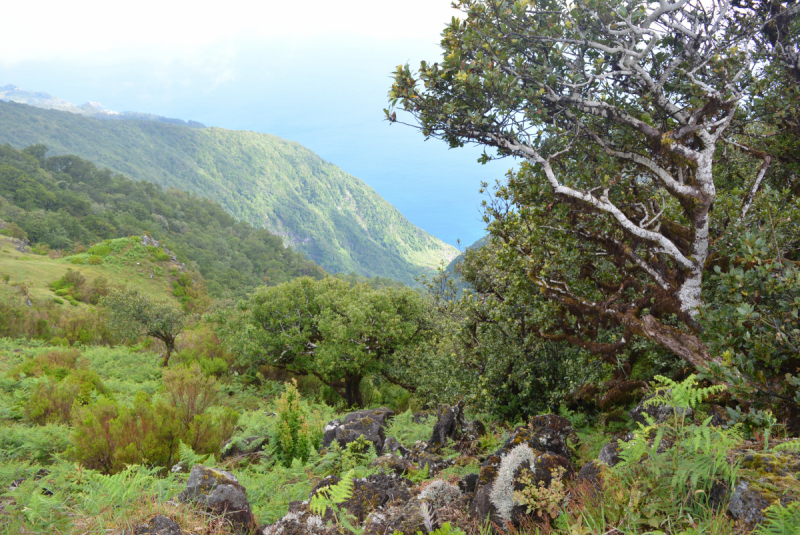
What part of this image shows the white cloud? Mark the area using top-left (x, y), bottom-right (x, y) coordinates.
top-left (0, 0), bottom-right (460, 63)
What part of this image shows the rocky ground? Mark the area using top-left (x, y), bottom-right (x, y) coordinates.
top-left (128, 401), bottom-right (800, 535)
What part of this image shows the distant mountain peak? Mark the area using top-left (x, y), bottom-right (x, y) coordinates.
top-left (0, 83), bottom-right (204, 128)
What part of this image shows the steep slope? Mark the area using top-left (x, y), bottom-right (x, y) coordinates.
top-left (0, 101), bottom-right (457, 284)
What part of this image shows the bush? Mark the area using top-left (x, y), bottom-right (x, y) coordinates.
top-left (12, 351), bottom-right (111, 425)
top-left (70, 364), bottom-right (239, 473)
top-left (69, 256), bottom-right (85, 265)
top-left (50, 270), bottom-right (110, 305)
top-left (86, 244), bottom-right (112, 256)
top-left (273, 379), bottom-right (313, 468)
top-left (87, 255), bottom-right (103, 265)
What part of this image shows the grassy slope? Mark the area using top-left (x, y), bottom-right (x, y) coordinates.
top-left (0, 101), bottom-right (458, 285)
top-left (0, 236), bottom-right (181, 307)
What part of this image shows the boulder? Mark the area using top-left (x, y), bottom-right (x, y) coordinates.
top-left (727, 450), bottom-right (800, 528)
top-left (371, 454), bottom-right (415, 476)
top-left (629, 392), bottom-right (693, 425)
top-left (428, 401), bottom-right (467, 450)
top-left (125, 516), bottom-right (182, 535)
top-left (458, 473), bottom-right (480, 495)
top-left (322, 408), bottom-right (395, 453)
top-left (384, 500), bottom-right (431, 534)
top-left (469, 415), bottom-right (576, 527)
top-left (258, 501), bottom-right (331, 535)
top-left (598, 440), bottom-right (622, 467)
top-left (414, 451), bottom-right (448, 475)
top-left (381, 436), bottom-right (411, 457)
top-left (309, 474), bottom-right (413, 523)
top-left (179, 465), bottom-right (254, 533)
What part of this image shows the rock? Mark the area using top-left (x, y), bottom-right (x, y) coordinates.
top-left (728, 481), bottom-right (770, 526)
top-left (428, 400), bottom-right (467, 449)
top-left (458, 473), bottom-right (480, 495)
top-left (463, 420), bottom-right (487, 442)
top-left (726, 450), bottom-right (800, 528)
top-left (309, 474), bottom-right (413, 524)
top-left (322, 408), bottom-right (395, 453)
top-left (629, 391), bottom-right (693, 425)
top-left (179, 465), bottom-right (254, 533)
top-left (221, 436), bottom-right (269, 459)
top-left (127, 516), bottom-right (182, 535)
top-left (469, 415), bottom-right (576, 527)
top-left (141, 235), bottom-right (160, 248)
top-left (598, 440), bottom-right (622, 467)
top-left (371, 454), bottom-right (415, 476)
top-left (25, 298), bottom-right (31, 307)
top-left (414, 452), bottom-right (448, 475)
top-left (12, 238), bottom-right (30, 253)
top-left (384, 500), bottom-right (431, 534)
top-left (381, 436), bottom-right (411, 457)
top-left (258, 501), bottom-right (331, 535)
top-left (419, 479), bottom-right (463, 509)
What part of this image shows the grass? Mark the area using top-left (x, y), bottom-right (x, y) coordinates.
top-left (0, 235), bottom-right (182, 308)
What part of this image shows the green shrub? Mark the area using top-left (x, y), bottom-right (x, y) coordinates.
top-left (754, 502), bottom-right (800, 535)
top-left (70, 366), bottom-right (239, 474)
top-left (87, 255), bottom-right (103, 265)
top-left (55, 289), bottom-right (70, 297)
top-left (274, 379), bottom-right (314, 468)
top-left (69, 256), bottom-right (86, 265)
top-left (86, 244), bottom-right (112, 256)
top-left (25, 368), bottom-right (110, 424)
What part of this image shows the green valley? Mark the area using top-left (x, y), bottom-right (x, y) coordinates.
top-left (0, 101), bottom-right (458, 284)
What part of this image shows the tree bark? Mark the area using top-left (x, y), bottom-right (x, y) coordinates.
top-left (343, 373), bottom-right (364, 408)
top-left (161, 337), bottom-right (175, 367)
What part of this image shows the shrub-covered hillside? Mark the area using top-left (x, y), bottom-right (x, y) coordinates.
top-left (0, 102), bottom-right (458, 284)
top-left (0, 144), bottom-right (325, 297)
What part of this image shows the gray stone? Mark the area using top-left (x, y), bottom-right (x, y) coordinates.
top-left (322, 408), bottom-right (394, 453)
top-left (179, 465), bottom-right (254, 533)
top-left (728, 481), bottom-right (770, 525)
top-left (629, 391), bottom-right (693, 425)
top-left (371, 454), bottom-right (415, 476)
top-left (129, 515), bottom-right (182, 535)
top-left (381, 436), bottom-right (410, 457)
top-left (428, 400), bottom-right (466, 449)
top-left (598, 440), bottom-right (622, 467)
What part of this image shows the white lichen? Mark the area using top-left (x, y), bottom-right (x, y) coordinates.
top-left (306, 515), bottom-right (324, 532)
top-left (489, 444), bottom-right (538, 523)
top-left (418, 479), bottom-right (463, 509)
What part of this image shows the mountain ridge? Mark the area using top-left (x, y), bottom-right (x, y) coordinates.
top-left (0, 100), bottom-right (457, 284)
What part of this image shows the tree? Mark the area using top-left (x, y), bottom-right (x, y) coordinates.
top-left (218, 277), bottom-right (430, 407)
top-left (388, 0), bottom-right (785, 369)
top-left (102, 288), bottom-right (187, 366)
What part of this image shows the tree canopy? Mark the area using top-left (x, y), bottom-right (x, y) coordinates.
top-left (217, 277), bottom-right (430, 407)
top-left (388, 0), bottom-right (800, 372)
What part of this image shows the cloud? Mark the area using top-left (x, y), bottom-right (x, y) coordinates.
top-left (0, 0), bottom-right (460, 63)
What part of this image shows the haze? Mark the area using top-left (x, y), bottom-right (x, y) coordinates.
top-left (0, 0), bottom-right (514, 247)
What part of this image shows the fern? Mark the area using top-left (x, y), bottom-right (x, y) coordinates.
top-left (753, 502), bottom-right (800, 535)
top-left (309, 470), bottom-right (363, 534)
top-left (773, 438), bottom-right (800, 453)
top-left (310, 470), bottom-right (355, 517)
top-left (178, 440), bottom-right (215, 467)
top-left (645, 374), bottom-right (725, 411)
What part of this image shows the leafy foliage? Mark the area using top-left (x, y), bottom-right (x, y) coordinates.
top-left (273, 379), bottom-right (312, 468)
top-left (102, 287), bottom-right (186, 366)
top-left (754, 502), bottom-right (800, 535)
top-left (218, 276), bottom-right (430, 407)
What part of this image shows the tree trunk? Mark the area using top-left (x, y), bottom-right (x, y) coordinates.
top-left (343, 374), bottom-right (364, 408)
top-left (161, 337), bottom-right (175, 367)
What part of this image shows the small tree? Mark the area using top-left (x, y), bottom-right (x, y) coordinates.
top-left (218, 277), bottom-right (430, 407)
top-left (102, 288), bottom-right (186, 366)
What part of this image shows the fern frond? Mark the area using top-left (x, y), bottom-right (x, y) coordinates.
top-left (773, 439), bottom-right (800, 452)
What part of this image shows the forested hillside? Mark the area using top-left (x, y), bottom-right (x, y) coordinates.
top-left (0, 101), bottom-right (457, 284)
top-left (0, 144), bottom-right (325, 297)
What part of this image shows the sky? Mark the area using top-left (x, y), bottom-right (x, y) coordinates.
top-left (0, 0), bottom-right (515, 248)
